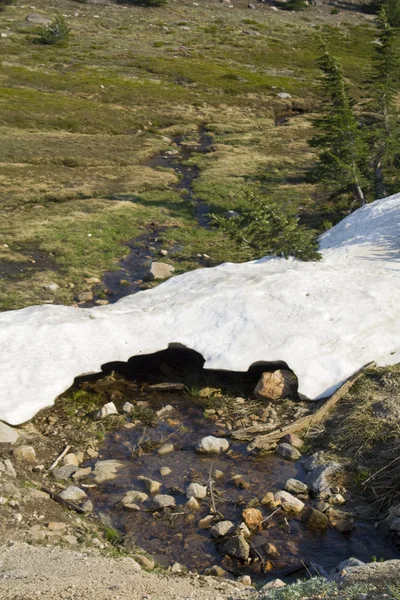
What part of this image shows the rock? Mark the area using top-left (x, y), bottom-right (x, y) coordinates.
top-left (224, 535), bottom-right (250, 561)
top-left (232, 475), bottom-right (251, 490)
top-left (261, 492), bottom-right (277, 507)
top-left (275, 491), bottom-right (304, 513)
top-left (277, 92), bottom-right (292, 99)
top-left (82, 499), bottom-right (93, 513)
top-left (224, 210), bottom-right (240, 219)
top-left (97, 402), bottom-right (118, 419)
top-left (306, 462), bottom-right (340, 497)
top-left (121, 490), bottom-right (148, 507)
top-left (47, 521), bottom-right (66, 532)
top-left (146, 262), bottom-right (174, 281)
top-left (316, 501), bottom-right (330, 513)
top-left (214, 469), bottom-right (224, 480)
top-left (327, 508), bottom-right (354, 532)
top-left (138, 477), bottom-right (161, 494)
top-left (210, 520), bottom-right (235, 538)
top-left (336, 559), bottom-right (400, 588)
top-left (131, 555), bottom-right (155, 570)
top-left (85, 277), bottom-right (101, 285)
top-left (171, 562), bottom-right (184, 573)
top-left (186, 497), bottom-right (200, 511)
top-left (156, 404), bottom-right (175, 418)
top-left (157, 443), bottom-right (174, 455)
top-left (196, 436), bottom-right (229, 454)
top-left (63, 453), bottom-right (79, 466)
top-left (1, 459), bottom-right (16, 478)
top-left (76, 291), bottom-right (93, 302)
top-left (248, 3), bottom-right (255, 8)
top-left (43, 283), bottom-right (59, 292)
top-left (0, 422), bottom-right (20, 444)
top-left (123, 402), bottom-right (134, 414)
top-left (27, 488), bottom-right (49, 500)
top-left (281, 433), bottom-right (304, 448)
top-left (205, 565), bottom-right (228, 577)
top-left (51, 465), bottom-right (78, 480)
top-left (159, 249), bottom-right (168, 257)
top-left (87, 448), bottom-right (98, 458)
top-left (72, 467), bottom-right (92, 480)
top-left (153, 494), bottom-right (176, 509)
top-left (198, 515), bottom-right (215, 529)
top-left (302, 451), bottom-right (326, 472)
top-left (92, 460), bottom-right (123, 483)
top-left (26, 13), bottom-right (51, 25)
top-left (254, 369), bottom-right (297, 401)
top-left (160, 467), bottom-right (172, 476)
top-left (59, 486), bottom-right (87, 503)
top-left (276, 443), bottom-right (301, 461)
top-left (330, 493), bottom-right (346, 505)
top-left (302, 507), bottom-right (329, 531)
top-left (242, 508), bottom-right (263, 529)
top-left (334, 558), bottom-right (365, 574)
top-left (13, 445), bottom-right (36, 463)
top-left (237, 522), bottom-right (251, 538)
top-left (186, 482), bottom-right (207, 499)
top-left (29, 525), bottom-right (46, 542)
top-left (285, 478), bottom-right (308, 495)
top-left (264, 542), bottom-right (279, 558)
top-left (63, 535), bottom-right (78, 545)
top-left (261, 579), bottom-right (286, 591)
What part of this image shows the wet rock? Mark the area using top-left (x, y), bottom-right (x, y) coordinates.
top-left (0, 422), bottom-right (20, 444)
top-left (196, 436), bottom-right (229, 454)
top-left (186, 482), bottom-right (207, 499)
top-left (51, 465), bottom-right (78, 481)
top-left (261, 492), bottom-right (277, 507)
top-left (316, 501), bottom-right (330, 513)
top-left (224, 535), bottom-right (250, 561)
top-left (237, 522), bottom-right (251, 538)
top-left (123, 402), bottom-right (134, 415)
top-left (160, 467), bottom-right (172, 477)
top-left (157, 442), bottom-right (174, 455)
top-left (146, 262), bottom-right (174, 281)
top-left (242, 508), bottom-right (263, 529)
top-left (232, 475), bottom-right (251, 490)
top-left (327, 508), bottom-right (354, 532)
top-left (275, 491), bottom-right (304, 513)
top-left (153, 494), bottom-right (176, 509)
top-left (13, 445), bottom-right (36, 464)
top-left (210, 520), bottom-right (235, 538)
top-left (302, 451), bottom-right (326, 472)
top-left (306, 462), bottom-right (341, 497)
top-left (131, 554), bottom-right (155, 570)
top-left (238, 574), bottom-right (252, 586)
top-left (261, 579), bottom-right (286, 591)
top-left (156, 404), bottom-right (175, 418)
top-left (264, 542), bottom-right (279, 558)
top-left (122, 490), bottom-right (148, 507)
top-left (63, 453), bottom-right (79, 466)
top-left (330, 493), bottom-right (346, 505)
top-left (59, 486), bottom-right (87, 503)
top-left (254, 369), bottom-right (297, 401)
top-left (205, 565), bottom-right (228, 577)
top-left (76, 291), bottom-right (93, 302)
top-left (72, 467), bottom-right (92, 480)
top-left (87, 448), bottom-right (98, 459)
top-left (92, 460), bottom-right (123, 483)
top-left (302, 507), bottom-right (329, 531)
top-left (96, 402), bottom-right (118, 419)
top-left (198, 515), bottom-right (215, 529)
top-left (214, 469), bottom-right (224, 480)
top-left (276, 443), bottom-right (301, 461)
top-left (281, 433), bottom-right (304, 449)
top-left (285, 478), bottom-right (308, 495)
top-left (138, 476), bottom-right (161, 494)
top-left (186, 497), bottom-right (200, 511)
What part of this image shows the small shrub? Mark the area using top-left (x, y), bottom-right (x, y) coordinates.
top-left (331, 7), bottom-right (340, 14)
top-left (278, 0), bottom-right (308, 11)
top-left (34, 14), bottom-right (70, 45)
top-left (117, 0), bottom-right (167, 6)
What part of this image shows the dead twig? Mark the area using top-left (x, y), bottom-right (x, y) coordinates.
top-left (49, 445), bottom-right (71, 470)
top-left (248, 362), bottom-right (376, 450)
top-left (41, 486), bottom-right (86, 514)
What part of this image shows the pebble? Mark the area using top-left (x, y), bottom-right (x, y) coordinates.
top-left (72, 467), bottom-right (92, 480)
top-left (186, 482), bottom-right (207, 499)
top-left (123, 402), bottom-right (134, 415)
top-left (121, 490), bottom-right (149, 507)
top-left (186, 497), bottom-right (200, 511)
top-left (51, 465), bottom-right (78, 481)
top-left (275, 443), bottom-right (301, 461)
top-left (47, 521), bottom-right (66, 531)
top-left (13, 445), bottom-right (36, 463)
top-left (196, 436), bottom-right (229, 454)
top-left (264, 542), bottom-right (279, 558)
top-left (198, 515), bottom-right (215, 529)
top-left (63, 534), bottom-right (78, 545)
top-left (157, 443), bottom-right (174, 455)
top-left (275, 491), bottom-right (304, 513)
top-left (153, 494), bottom-right (176, 509)
top-left (285, 478), bottom-right (308, 495)
top-left (138, 477), bottom-right (161, 494)
top-left (281, 433), bottom-right (304, 449)
top-left (224, 535), bottom-right (250, 561)
top-left (160, 467), bottom-right (172, 476)
top-left (242, 508), bottom-right (263, 529)
top-left (63, 453), bottom-right (79, 466)
top-left (97, 402), bottom-right (118, 419)
top-left (131, 554), bottom-right (155, 570)
top-left (59, 486), bottom-right (87, 503)
top-left (210, 520), bottom-right (235, 538)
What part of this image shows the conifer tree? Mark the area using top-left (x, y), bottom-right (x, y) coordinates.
top-left (309, 46), bottom-right (367, 206)
top-left (364, 6), bottom-right (399, 198)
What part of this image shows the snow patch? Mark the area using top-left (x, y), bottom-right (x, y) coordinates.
top-left (0, 194), bottom-right (399, 425)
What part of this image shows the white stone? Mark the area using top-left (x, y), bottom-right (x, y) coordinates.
top-left (196, 436), bottom-right (229, 454)
top-left (122, 402), bottom-right (134, 414)
top-left (186, 482), bottom-right (207, 499)
top-left (0, 195), bottom-right (399, 425)
top-left (275, 490), bottom-right (305, 513)
top-left (97, 402), bottom-right (118, 419)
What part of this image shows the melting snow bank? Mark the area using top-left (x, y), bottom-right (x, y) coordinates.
top-left (1, 194), bottom-right (399, 425)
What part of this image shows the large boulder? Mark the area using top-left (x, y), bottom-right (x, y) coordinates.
top-left (254, 369), bottom-right (297, 401)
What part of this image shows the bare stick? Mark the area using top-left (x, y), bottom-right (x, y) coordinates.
top-left (248, 362), bottom-right (376, 450)
top-left (49, 445), bottom-right (71, 470)
top-left (41, 486), bottom-right (86, 514)
top-left (362, 455), bottom-right (400, 486)
top-left (208, 463), bottom-right (217, 515)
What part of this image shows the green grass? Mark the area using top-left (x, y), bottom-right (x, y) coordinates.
top-left (0, 0), bottom-right (380, 310)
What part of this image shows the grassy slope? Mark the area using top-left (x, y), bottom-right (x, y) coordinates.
top-left (0, 0), bottom-right (377, 309)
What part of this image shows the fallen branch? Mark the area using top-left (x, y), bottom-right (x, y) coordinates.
top-left (41, 486), bottom-right (86, 514)
top-left (49, 444), bottom-right (71, 470)
top-left (248, 361), bottom-right (376, 451)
